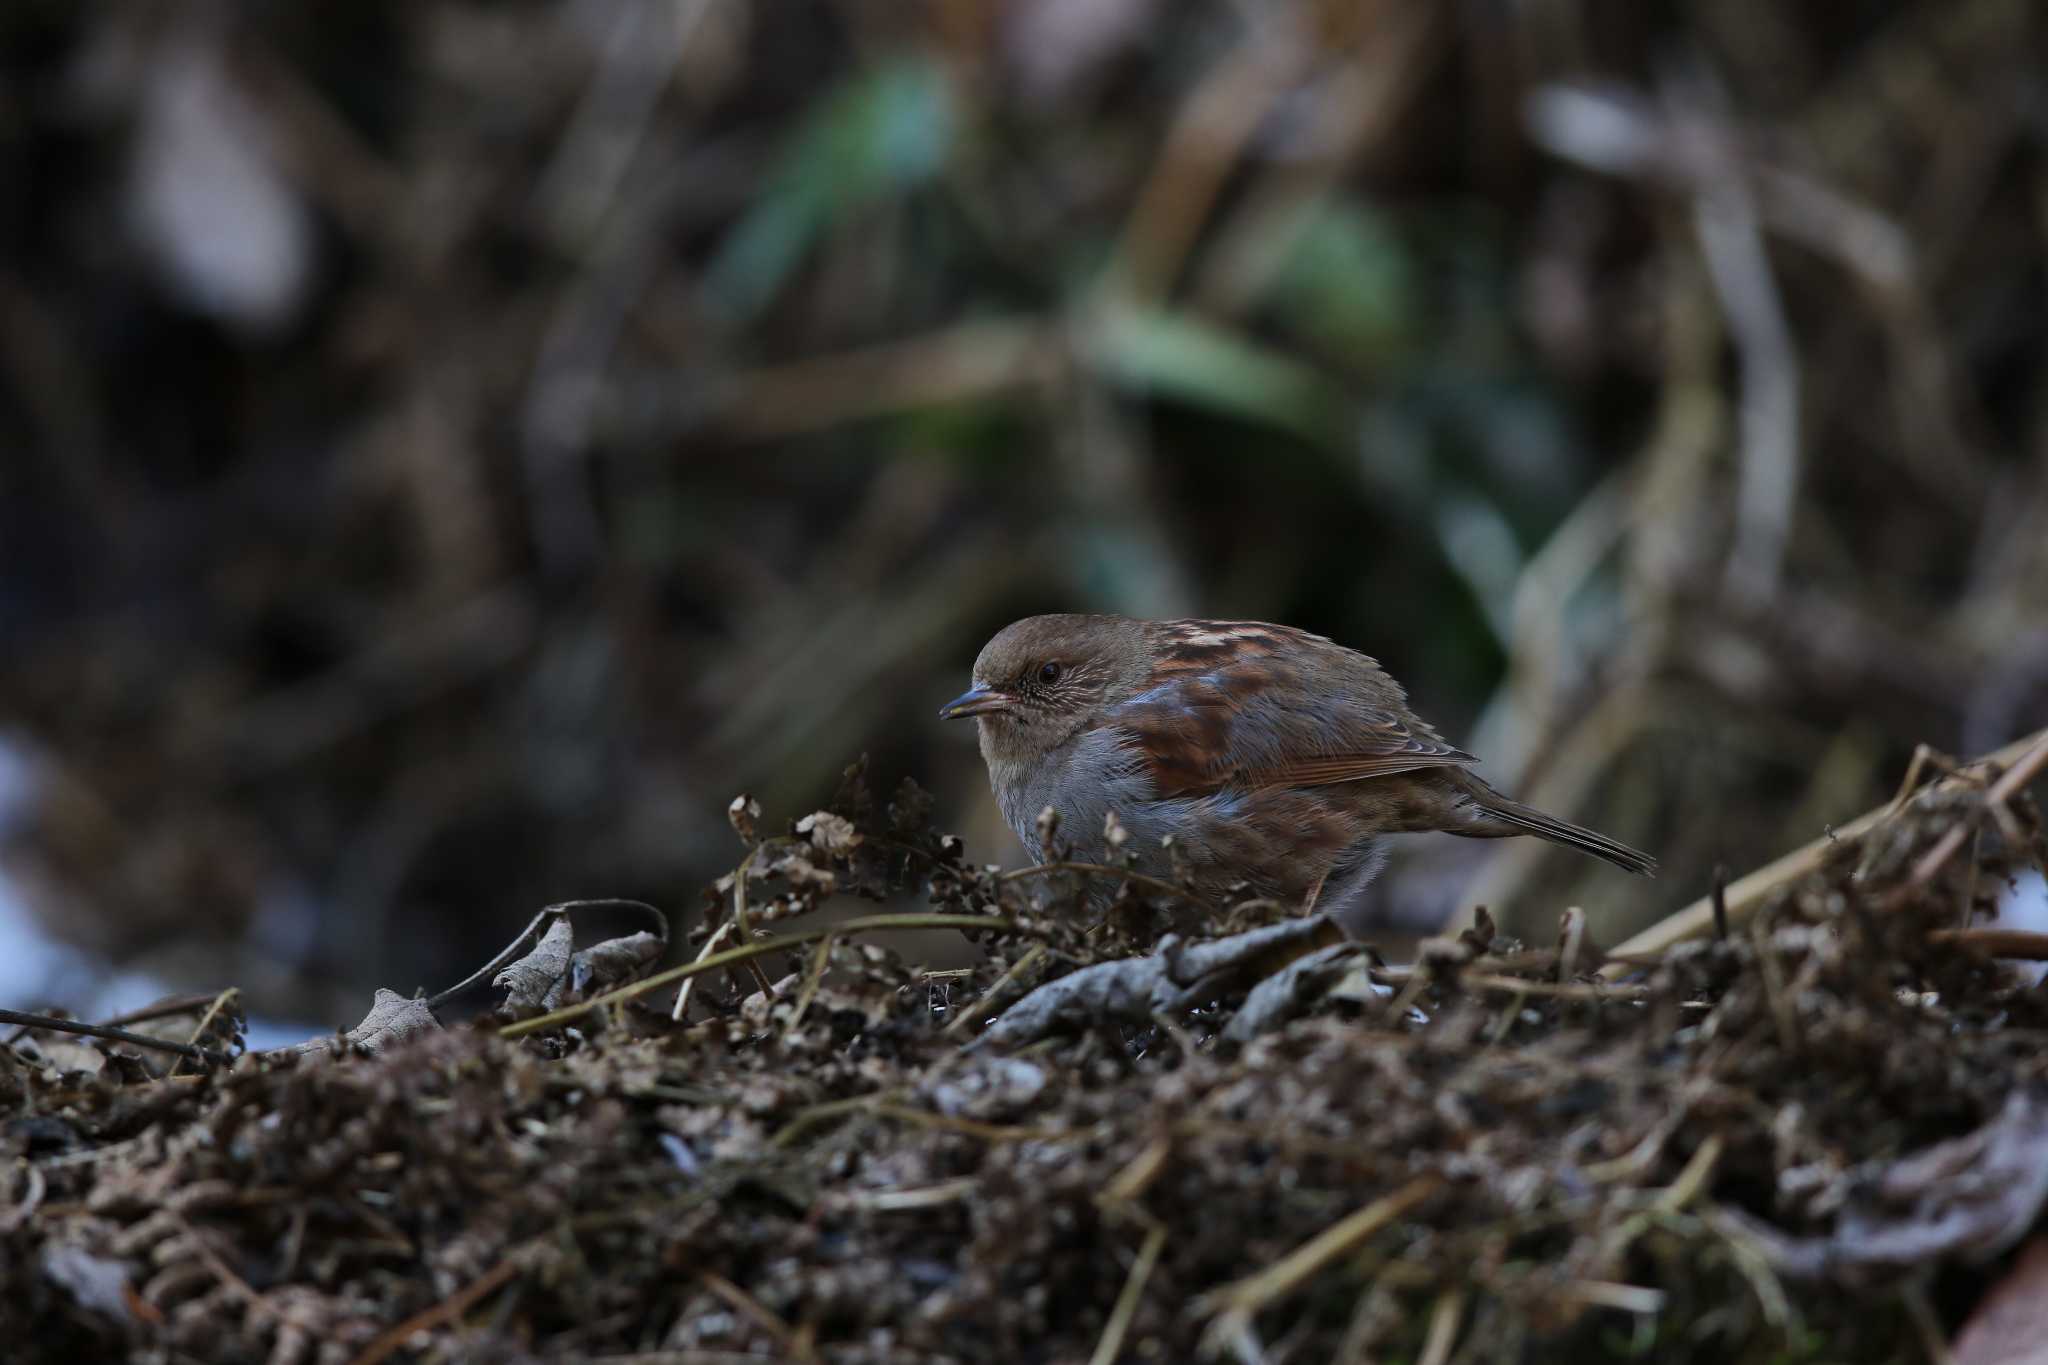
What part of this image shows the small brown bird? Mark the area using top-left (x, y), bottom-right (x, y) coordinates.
top-left (940, 615), bottom-right (1653, 925)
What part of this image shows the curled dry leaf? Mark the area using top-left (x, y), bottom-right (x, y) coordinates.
top-left (571, 931), bottom-right (665, 997)
top-left (1716, 1090), bottom-right (2048, 1280)
top-left (1221, 942), bottom-right (1369, 1041)
top-left (494, 915), bottom-right (576, 1015)
top-left (967, 916), bottom-right (1341, 1050)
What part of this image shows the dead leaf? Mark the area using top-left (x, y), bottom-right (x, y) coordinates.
top-left (496, 915), bottom-right (576, 1014)
top-left (572, 931), bottom-right (665, 997)
top-left (276, 989), bottom-right (441, 1059)
top-left (41, 1243), bottom-right (140, 1323)
top-left (1717, 1091), bottom-right (2048, 1280)
top-left (967, 917), bottom-right (1341, 1050)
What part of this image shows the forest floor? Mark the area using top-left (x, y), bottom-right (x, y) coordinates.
top-left (7, 739), bottom-right (2048, 1365)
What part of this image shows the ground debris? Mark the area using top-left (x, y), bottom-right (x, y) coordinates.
top-left (5, 756), bottom-right (2046, 1363)
top-left (966, 916), bottom-right (1342, 1051)
top-left (1717, 1089), bottom-right (2048, 1281)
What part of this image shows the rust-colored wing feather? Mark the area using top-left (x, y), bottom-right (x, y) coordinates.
top-left (1106, 620), bottom-right (1474, 800)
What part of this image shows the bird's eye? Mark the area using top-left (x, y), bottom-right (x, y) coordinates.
top-left (1038, 661), bottom-right (1062, 685)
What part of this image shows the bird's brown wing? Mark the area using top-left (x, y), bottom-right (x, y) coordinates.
top-left (1107, 620), bottom-right (1475, 800)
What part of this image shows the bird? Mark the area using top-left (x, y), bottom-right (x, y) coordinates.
top-left (939, 614), bottom-right (1653, 928)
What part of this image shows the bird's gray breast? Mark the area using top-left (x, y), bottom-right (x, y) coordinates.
top-left (993, 725), bottom-right (1165, 867)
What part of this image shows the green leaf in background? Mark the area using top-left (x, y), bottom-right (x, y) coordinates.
top-left (1266, 196), bottom-right (1416, 363)
top-left (1086, 304), bottom-right (1346, 446)
top-left (706, 57), bottom-right (955, 322)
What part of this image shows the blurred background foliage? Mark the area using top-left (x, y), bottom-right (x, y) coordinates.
top-left (2, 0), bottom-right (2046, 1023)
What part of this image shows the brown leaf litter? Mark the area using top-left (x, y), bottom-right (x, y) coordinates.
top-left (5, 745), bottom-right (2048, 1363)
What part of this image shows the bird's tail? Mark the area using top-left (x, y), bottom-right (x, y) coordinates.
top-left (1454, 776), bottom-right (1657, 876)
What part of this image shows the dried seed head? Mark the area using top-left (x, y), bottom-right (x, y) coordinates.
top-left (796, 810), bottom-right (862, 856)
top-left (728, 794), bottom-right (761, 842)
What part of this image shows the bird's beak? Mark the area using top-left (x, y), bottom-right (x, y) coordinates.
top-left (938, 685), bottom-right (1009, 719)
